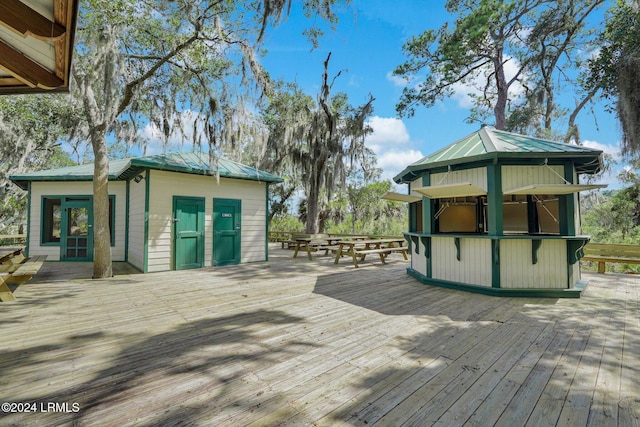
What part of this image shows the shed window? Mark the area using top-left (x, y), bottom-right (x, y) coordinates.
top-left (42, 198), bottom-right (62, 243)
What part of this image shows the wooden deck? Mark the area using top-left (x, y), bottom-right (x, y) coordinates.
top-left (0, 245), bottom-right (638, 426)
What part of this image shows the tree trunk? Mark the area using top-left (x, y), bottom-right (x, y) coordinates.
top-left (306, 177), bottom-right (320, 234)
top-left (91, 132), bottom-right (113, 279)
top-left (493, 54), bottom-right (508, 130)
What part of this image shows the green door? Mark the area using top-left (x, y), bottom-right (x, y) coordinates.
top-left (61, 197), bottom-right (93, 261)
top-left (213, 198), bottom-right (241, 266)
top-left (173, 197), bottom-right (205, 270)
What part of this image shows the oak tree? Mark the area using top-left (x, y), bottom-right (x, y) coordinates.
top-left (70, 0), bottom-right (347, 277)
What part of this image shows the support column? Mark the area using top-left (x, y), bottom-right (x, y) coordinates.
top-left (487, 163), bottom-right (502, 288)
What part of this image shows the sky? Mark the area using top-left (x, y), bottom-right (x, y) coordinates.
top-left (257, 0), bottom-right (624, 189)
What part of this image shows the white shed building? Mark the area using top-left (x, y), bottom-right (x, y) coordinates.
top-left (10, 152), bottom-right (283, 272)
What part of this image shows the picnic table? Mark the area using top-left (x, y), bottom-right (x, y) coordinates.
top-left (292, 235), bottom-right (369, 260)
top-left (333, 238), bottom-right (408, 268)
top-left (0, 250), bottom-right (47, 302)
top-left (293, 236), bottom-right (345, 260)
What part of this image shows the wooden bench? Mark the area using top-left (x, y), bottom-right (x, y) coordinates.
top-left (0, 255), bottom-right (48, 302)
top-left (582, 243), bottom-right (640, 273)
top-left (334, 238), bottom-right (408, 267)
top-left (354, 246), bottom-right (409, 265)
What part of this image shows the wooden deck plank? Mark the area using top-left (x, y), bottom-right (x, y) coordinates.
top-left (0, 247), bottom-right (637, 426)
top-left (553, 280), bottom-right (621, 427)
top-left (614, 276), bottom-right (640, 426)
top-left (522, 325), bottom-right (590, 425)
top-left (586, 282), bottom-right (626, 426)
top-left (484, 327), bottom-right (573, 427)
top-left (435, 322), bottom-right (561, 426)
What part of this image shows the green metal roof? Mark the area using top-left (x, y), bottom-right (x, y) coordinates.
top-left (394, 126), bottom-right (604, 183)
top-left (10, 151), bottom-right (283, 190)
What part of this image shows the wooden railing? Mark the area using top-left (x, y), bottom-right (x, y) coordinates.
top-left (582, 242), bottom-right (640, 273)
top-left (0, 234), bottom-right (26, 246)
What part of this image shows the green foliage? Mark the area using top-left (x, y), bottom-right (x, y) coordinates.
top-left (0, 96), bottom-right (77, 232)
top-left (271, 204), bottom-right (407, 236)
top-left (587, 0), bottom-right (640, 159)
top-left (323, 211), bottom-right (407, 236)
top-left (260, 56), bottom-right (376, 233)
top-left (71, 0), bottom-right (352, 157)
top-left (269, 214), bottom-right (305, 232)
top-left (581, 187), bottom-right (640, 272)
top-left (69, 0), bottom-right (350, 277)
top-left (582, 190), bottom-right (639, 242)
top-left (395, 0), bottom-right (605, 138)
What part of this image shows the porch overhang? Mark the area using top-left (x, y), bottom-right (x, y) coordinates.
top-left (381, 192), bottom-right (422, 203)
top-left (0, 0), bottom-right (79, 94)
top-left (412, 182), bottom-right (487, 199)
top-left (503, 184), bottom-right (608, 195)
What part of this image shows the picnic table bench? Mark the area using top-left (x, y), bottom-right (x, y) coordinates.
top-left (0, 254), bottom-right (48, 302)
top-left (269, 231), bottom-right (294, 247)
top-left (293, 235), bottom-right (344, 260)
top-left (582, 243), bottom-right (640, 273)
top-left (282, 233), bottom-right (314, 250)
top-left (334, 238), bottom-right (408, 268)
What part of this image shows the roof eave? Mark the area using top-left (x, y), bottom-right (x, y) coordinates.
top-left (10, 175), bottom-right (98, 191)
top-left (128, 159), bottom-right (283, 183)
top-left (394, 150), bottom-right (604, 184)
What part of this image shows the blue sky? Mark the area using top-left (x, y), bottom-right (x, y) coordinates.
top-left (258, 0), bottom-right (623, 188)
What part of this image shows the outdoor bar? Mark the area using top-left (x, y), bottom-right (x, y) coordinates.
top-left (393, 125), bottom-right (606, 297)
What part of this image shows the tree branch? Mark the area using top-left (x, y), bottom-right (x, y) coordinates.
top-left (117, 31), bottom-right (201, 116)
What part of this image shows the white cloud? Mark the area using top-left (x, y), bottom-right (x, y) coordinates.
top-left (377, 149), bottom-right (423, 180)
top-left (366, 116), bottom-right (410, 150)
top-left (365, 116), bottom-right (422, 180)
top-left (582, 139), bottom-right (620, 158)
top-left (386, 70), bottom-right (412, 87)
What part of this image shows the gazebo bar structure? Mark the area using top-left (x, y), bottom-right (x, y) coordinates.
top-left (389, 125), bottom-right (606, 297)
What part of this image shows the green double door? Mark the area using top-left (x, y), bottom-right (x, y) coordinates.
top-left (173, 197), bottom-right (241, 270)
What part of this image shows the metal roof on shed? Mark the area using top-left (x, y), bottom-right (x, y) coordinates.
top-left (10, 151), bottom-right (283, 190)
top-left (394, 126), bottom-right (604, 183)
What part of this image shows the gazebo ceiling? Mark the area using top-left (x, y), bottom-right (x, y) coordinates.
top-left (0, 0), bottom-right (78, 94)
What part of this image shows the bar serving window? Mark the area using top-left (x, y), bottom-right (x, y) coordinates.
top-left (502, 194), bottom-right (559, 235)
top-left (435, 196), bottom-right (486, 234)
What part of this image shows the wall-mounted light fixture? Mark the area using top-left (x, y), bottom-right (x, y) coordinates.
top-left (134, 174), bottom-right (144, 183)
